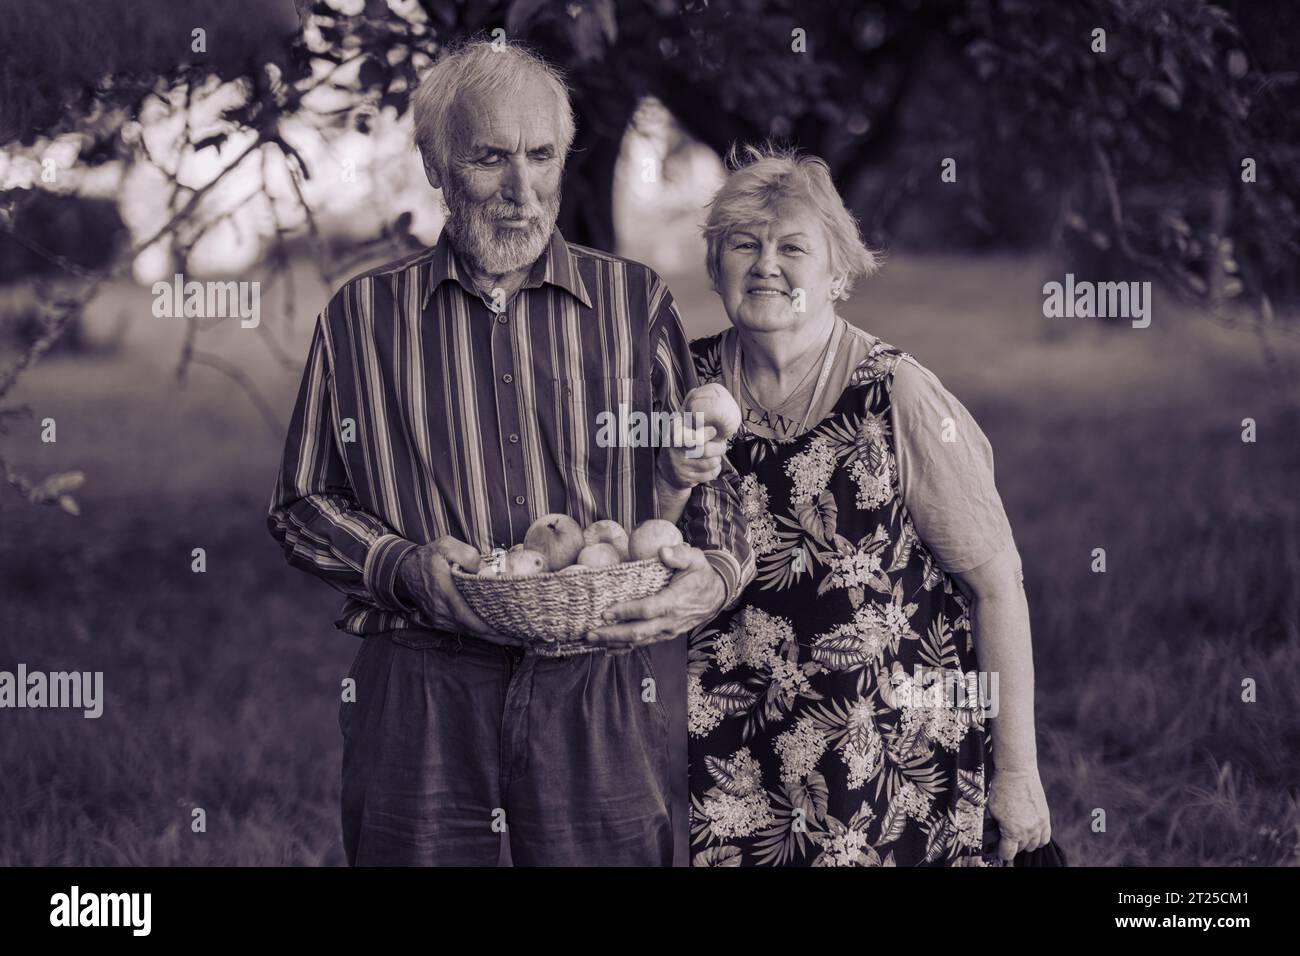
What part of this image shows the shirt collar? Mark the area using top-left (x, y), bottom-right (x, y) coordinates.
top-left (422, 228), bottom-right (593, 310)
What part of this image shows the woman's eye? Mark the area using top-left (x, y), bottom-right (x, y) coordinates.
top-left (783, 245), bottom-right (806, 254)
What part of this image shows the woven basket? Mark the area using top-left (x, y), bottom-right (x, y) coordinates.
top-left (450, 559), bottom-right (673, 655)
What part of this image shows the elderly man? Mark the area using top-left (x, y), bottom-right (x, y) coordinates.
top-left (267, 39), bottom-right (753, 866)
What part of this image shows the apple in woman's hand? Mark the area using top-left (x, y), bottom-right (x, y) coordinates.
top-left (684, 383), bottom-right (742, 439)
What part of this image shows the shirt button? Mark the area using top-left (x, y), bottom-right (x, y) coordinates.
top-left (497, 314), bottom-right (508, 324)
top-left (502, 373), bottom-right (513, 384)
top-left (508, 433), bottom-right (519, 444)
top-left (514, 495), bottom-right (526, 505)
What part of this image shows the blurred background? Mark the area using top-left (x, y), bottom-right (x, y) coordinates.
top-left (0, 0), bottom-right (1297, 866)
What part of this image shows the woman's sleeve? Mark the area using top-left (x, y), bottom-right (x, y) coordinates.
top-left (890, 357), bottom-right (1016, 573)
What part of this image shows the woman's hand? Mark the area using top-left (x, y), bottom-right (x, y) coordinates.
top-left (658, 422), bottom-right (729, 492)
top-left (987, 767), bottom-right (1052, 862)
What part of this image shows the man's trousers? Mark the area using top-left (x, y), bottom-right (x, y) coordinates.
top-left (339, 629), bottom-right (673, 866)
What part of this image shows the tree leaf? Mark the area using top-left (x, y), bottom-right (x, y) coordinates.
top-left (27, 470), bottom-right (85, 503)
top-left (506, 0), bottom-right (552, 34)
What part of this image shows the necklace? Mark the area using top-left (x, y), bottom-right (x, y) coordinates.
top-left (740, 338), bottom-right (824, 411)
top-left (733, 318), bottom-right (843, 435)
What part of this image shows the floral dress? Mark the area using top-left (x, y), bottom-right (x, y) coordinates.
top-left (688, 333), bottom-right (1000, 867)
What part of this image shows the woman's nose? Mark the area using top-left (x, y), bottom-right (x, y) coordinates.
top-left (751, 245), bottom-right (780, 276)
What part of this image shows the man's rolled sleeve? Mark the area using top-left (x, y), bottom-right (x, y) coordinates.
top-left (703, 548), bottom-right (745, 609)
top-left (364, 533), bottom-right (421, 614)
top-left (648, 275), bottom-right (755, 609)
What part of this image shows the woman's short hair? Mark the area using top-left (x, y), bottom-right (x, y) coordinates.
top-left (411, 38), bottom-right (576, 179)
top-left (703, 143), bottom-right (881, 300)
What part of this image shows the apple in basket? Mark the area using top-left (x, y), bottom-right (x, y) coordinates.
top-left (576, 543), bottom-right (622, 568)
top-left (583, 519), bottom-right (630, 560)
top-left (627, 518), bottom-right (684, 561)
top-left (524, 514), bottom-right (586, 571)
top-left (433, 535), bottom-right (481, 572)
top-left (501, 548), bottom-right (546, 577)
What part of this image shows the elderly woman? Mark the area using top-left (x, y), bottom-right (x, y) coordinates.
top-left (658, 145), bottom-right (1051, 866)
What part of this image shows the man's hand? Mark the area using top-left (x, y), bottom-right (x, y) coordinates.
top-left (585, 543), bottom-right (726, 648)
top-left (397, 542), bottom-right (526, 647)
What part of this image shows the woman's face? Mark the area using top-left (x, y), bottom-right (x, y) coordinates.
top-left (717, 202), bottom-right (840, 335)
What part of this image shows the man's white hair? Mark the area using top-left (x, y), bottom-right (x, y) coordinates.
top-left (411, 37), bottom-right (576, 178)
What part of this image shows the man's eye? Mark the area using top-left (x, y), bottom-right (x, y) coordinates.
top-left (529, 151), bottom-right (554, 162)
top-left (478, 155), bottom-right (503, 166)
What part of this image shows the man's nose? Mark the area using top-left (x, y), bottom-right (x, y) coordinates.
top-left (500, 157), bottom-right (534, 205)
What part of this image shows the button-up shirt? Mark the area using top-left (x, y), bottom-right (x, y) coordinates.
top-left (268, 229), bottom-right (754, 636)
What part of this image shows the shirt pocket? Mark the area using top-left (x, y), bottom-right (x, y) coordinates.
top-left (542, 375), bottom-right (652, 507)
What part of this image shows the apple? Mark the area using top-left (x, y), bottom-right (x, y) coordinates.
top-left (501, 548), bottom-right (546, 577)
top-left (523, 514), bottom-right (586, 571)
top-left (433, 535), bottom-right (481, 572)
top-left (684, 383), bottom-right (742, 440)
top-left (577, 543), bottom-right (623, 568)
top-left (628, 518), bottom-right (684, 561)
top-left (583, 519), bottom-right (629, 560)
top-left (558, 565), bottom-right (588, 576)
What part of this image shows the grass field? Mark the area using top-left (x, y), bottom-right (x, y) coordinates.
top-left (1, 250), bottom-right (1297, 865)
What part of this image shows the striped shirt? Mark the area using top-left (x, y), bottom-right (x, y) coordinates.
top-left (268, 229), bottom-right (754, 636)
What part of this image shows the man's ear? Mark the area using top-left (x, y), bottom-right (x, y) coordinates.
top-left (422, 154), bottom-right (443, 191)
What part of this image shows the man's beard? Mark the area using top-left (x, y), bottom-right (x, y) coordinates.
top-left (442, 181), bottom-right (561, 277)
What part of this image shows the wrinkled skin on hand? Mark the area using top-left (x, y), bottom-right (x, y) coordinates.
top-left (585, 543), bottom-right (726, 648)
top-left (397, 541), bottom-right (527, 647)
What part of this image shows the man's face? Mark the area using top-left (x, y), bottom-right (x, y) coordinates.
top-left (430, 84), bottom-right (564, 277)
